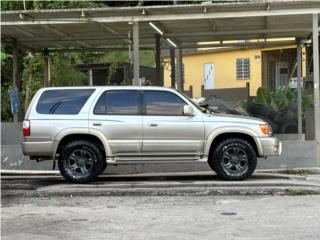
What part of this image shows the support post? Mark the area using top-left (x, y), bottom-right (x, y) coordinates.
top-left (297, 41), bottom-right (303, 134)
top-left (155, 34), bottom-right (161, 86)
top-left (313, 14), bottom-right (320, 144)
top-left (88, 68), bottom-right (93, 86)
top-left (132, 21), bottom-right (140, 86)
top-left (43, 49), bottom-right (51, 87)
top-left (175, 48), bottom-right (183, 91)
top-left (170, 47), bottom-right (175, 88)
top-left (12, 39), bottom-right (19, 122)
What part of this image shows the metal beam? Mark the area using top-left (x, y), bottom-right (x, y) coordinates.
top-left (13, 28), bottom-right (310, 44)
top-left (88, 68), bottom-right (93, 86)
top-left (312, 13), bottom-right (320, 144)
top-left (46, 40), bottom-right (297, 53)
top-left (165, 28), bottom-right (312, 38)
top-left (2, 8), bottom-right (320, 26)
top-left (181, 40), bottom-right (297, 48)
top-left (175, 48), bottom-right (183, 91)
top-left (155, 34), bottom-right (161, 86)
top-left (296, 41), bottom-right (303, 134)
top-left (170, 47), bottom-right (175, 88)
top-left (133, 21), bottom-right (140, 86)
top-left (48, 46), bottom-right (151, 53)
top-left (43, 49), bottom-right (51, 87)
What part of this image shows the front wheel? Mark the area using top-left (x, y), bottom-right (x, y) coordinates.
top-left (58, 140), bottom-right (105, 183)
top-left (209, 138), bottom-right (257, 180)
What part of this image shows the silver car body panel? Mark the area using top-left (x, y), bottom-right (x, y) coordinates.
top-left (22, 86), bottom-right (281, 163)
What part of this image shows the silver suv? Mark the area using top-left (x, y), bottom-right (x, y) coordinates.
top-left (22, 86), bottom-right (281, 183)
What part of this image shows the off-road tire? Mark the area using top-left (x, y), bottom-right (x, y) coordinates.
top-left (58, 140), bottom-right (104, 183)
top-left (209, 138), bottom-right (257, 180)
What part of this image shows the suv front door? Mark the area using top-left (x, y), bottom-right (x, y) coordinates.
top-left (89, 89), bottom-right (142, 156)
top-left (142, 90), bottom-right (204, 158)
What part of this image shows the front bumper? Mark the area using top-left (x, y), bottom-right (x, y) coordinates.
top-left (257, 137), bottom-right (282, 156)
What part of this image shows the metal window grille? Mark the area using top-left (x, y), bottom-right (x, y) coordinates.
top-left (236, 58), bottom-right (250, 80)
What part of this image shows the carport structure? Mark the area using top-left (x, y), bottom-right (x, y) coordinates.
top-left (1, 0), bottom-right (320, 144)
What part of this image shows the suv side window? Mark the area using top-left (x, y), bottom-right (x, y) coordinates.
top-left (94, 90), bottom-right (139, 115)
top-left (143, 90), bottom-right (186, 116)
top-left (36, 89), bottom-right (95, 115)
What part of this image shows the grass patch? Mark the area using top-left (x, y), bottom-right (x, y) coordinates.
top-left (285, 168), bottom-right (320, 175)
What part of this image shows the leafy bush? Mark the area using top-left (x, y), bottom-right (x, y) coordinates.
top-left (255, 86), bottom-right (314, 113)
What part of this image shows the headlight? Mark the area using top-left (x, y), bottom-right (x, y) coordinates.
top-left (259, 124), bottom-right (272, 135)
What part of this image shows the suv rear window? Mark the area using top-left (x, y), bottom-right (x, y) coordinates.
top-left (36, 89), bottom-right (95, 115)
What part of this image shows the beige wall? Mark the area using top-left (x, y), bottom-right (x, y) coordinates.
top-left (164, 45), bottom-right (297, 98)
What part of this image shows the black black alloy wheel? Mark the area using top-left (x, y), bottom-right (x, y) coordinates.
top-left (58, 140), bottom-right (105, 183)
top-left (209, 138), bottom-right (257, 180)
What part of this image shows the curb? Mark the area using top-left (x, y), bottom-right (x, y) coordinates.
top-left (2, 172), bottom-right (320, 198)
top-left (2, 186), bottom-right (320, 198)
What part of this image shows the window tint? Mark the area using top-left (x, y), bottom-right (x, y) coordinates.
top-left (94, 90), bottom-right (139, 115)
top-left (36, 89), bottom-right (94, 115)
top-left (143, 90), bottom-right (186, 115)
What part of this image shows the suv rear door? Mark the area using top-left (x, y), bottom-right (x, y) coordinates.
top-left (141, 90), bottom-right (204, 158)
top-left (89, 89), bottom-right (142, 156)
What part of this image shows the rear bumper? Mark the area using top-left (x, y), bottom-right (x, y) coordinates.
top-left (258, 137), bottom-right (282, 156)
top-left (21, 141), bottom-right (53, 158)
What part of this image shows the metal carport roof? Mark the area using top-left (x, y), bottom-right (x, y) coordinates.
top-left (1, 0), bottom-right (320, 51)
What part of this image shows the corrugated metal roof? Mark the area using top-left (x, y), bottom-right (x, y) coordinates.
top-left (1, 0), bottom-right (319, 52)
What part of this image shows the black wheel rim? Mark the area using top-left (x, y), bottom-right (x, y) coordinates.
top-left (66, 149), bottom-right (94, 178)
top-left (221, 146), bottom-right (248, 176)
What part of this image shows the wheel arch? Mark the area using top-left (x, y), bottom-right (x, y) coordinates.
top-left (204, 129), bottom-right (262, 159)
top-left (53, 132), bottom-right (111, 159)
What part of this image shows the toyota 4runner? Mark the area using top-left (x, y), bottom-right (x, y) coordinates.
top-left (22, 86), bottom-right (281, 183)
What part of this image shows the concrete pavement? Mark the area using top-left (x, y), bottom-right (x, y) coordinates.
top-left (2, 195), bottom-right (320, 240)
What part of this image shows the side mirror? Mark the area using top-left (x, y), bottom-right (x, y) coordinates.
top-left (183, 105), bottom-right (194, 116)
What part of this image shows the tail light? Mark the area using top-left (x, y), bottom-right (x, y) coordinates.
top-left (23, 120), bottom-right (30, 137)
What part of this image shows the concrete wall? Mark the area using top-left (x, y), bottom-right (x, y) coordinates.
top-left (1, 123), bottom-right (319, 173)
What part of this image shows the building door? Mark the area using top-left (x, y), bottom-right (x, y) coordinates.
top-left (275, 61), bottom-right (289, 89)
top-left (204, 63), bottom-right (214, 89)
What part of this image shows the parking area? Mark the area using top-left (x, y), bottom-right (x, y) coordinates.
top-left (2, 193), bottom-right (320, 240)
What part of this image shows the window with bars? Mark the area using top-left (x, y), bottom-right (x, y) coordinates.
top-left (236, 58), bottom-right (250, 80)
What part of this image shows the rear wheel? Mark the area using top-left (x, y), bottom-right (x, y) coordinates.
top-left (58, 140), bottom-right (104, 183)
top-left (209, 138), bottom-right (257, 180)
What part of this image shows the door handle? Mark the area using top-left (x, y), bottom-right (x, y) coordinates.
top-left (92, 122), bottom-right (102, 127)
top-left (148, 123), bottom-right (158, 127)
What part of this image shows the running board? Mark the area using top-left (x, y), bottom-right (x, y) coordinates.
top-left (106, 156), bottom-right (208, 165)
